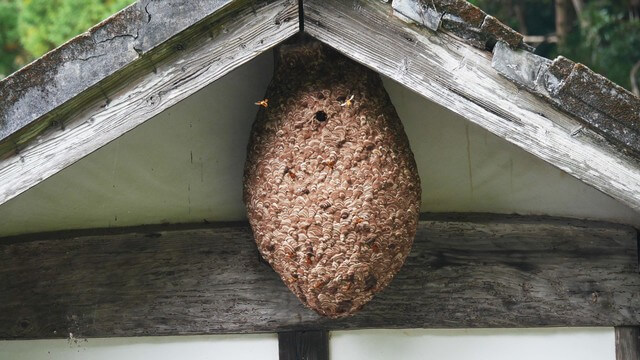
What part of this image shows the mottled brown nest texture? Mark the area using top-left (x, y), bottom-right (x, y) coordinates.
top-left (243, 40), bottom-right (421, 318)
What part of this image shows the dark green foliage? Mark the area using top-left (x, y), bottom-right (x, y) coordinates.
top-left (562, 1), bottom-right (640, 90)
top-left (469, 0), bottom-right (556, 35)
top-left (0, 0), bottom-right (24, 77)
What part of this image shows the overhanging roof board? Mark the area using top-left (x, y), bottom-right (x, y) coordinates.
top-left (0, 214), bottom-right (638, 339)
top-left (0, 0), bottom-right (639, 214)
top-left (0, 0), bottom-right (298, 205)
top-left (304, 0), bottom-right (640, 213)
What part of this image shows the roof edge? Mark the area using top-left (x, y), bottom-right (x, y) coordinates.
top-left (392, 0), bottom-right (640, 158)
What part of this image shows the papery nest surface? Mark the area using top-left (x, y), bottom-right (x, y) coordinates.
top-left (243, 40), bottom-right (421, 318)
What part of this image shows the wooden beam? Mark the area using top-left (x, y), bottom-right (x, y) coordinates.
top-left (0, 214), bottom-right (638, 339)
top-left (616, 327), bottom-right (640, 360)
top-left (0, 0), bottom-right (298, 206)
top-left (278, 331), bottom-right (329, 360)
top-left (303, 0), bottom-right (640, 213)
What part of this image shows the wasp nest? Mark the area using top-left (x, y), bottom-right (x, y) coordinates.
top-left (243, 40), bottom-right (421, 318)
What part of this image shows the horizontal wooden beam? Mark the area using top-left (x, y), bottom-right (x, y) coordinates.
top-left (303, 0), bottom-right (640, 213)
top-left (0, 214), bottom-right (638, 339)
top-left (0, 0), bottom-right (298, 206)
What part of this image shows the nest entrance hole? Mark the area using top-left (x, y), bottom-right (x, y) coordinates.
top-left (314, 111), bottom-right (327, 122)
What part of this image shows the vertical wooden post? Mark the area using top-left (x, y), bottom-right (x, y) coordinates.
top-left (278, 330), bottom-right (329, 360)
top-left (615, 327), bottom-right (639, 360)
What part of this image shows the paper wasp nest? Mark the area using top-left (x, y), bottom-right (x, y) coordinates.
top-left (243, 40), bottom-right (421, 318)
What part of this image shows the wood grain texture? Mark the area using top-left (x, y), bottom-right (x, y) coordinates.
top-left (0, 0), bottom-right (298, 206)
top-left (279, 331), bottom-right (329, 360)
top-left (616, 327), bottom-right (640, 360)
top-left (0, 214), bottom-right (638, 339)
top-left (303, 0), bottom-right (640, 213)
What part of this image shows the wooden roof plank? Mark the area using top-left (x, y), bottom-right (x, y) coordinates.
top-left (303, 0), bottom-right (640, 213)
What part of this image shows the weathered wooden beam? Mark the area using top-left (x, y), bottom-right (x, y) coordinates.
top-left (0, 214), bottom-right (638, 339)
top-left (0, 0), bottom-right (298, 206)
top-left (303, 0), bottom-right (640, 213)
top-left (278, 331), bottom-right (329, 360)
top-left (616, 327), bottom-right (640, 360)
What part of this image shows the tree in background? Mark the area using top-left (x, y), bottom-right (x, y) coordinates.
top-left (566, 0), bottom-right (640, 94)
top-left (0, 0), bottom-right (134, 78)
top-left (470, 0), bottom-right (640, 94)
top-left (0, 0), bottom-right (25, 77)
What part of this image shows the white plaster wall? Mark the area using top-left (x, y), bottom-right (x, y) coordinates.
top-left (0, 334), bottom-right (278, 360)
top-left (331, 328), bottom-right (615, 360)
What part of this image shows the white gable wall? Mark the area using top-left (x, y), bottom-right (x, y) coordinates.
top-left (0, 51), bottom-right (634, 359)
